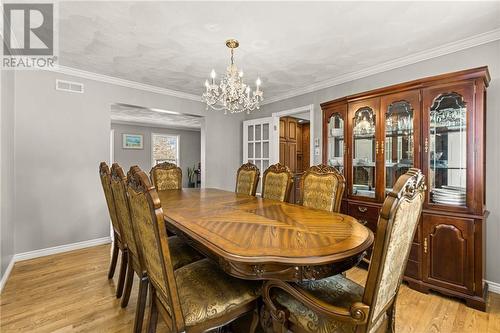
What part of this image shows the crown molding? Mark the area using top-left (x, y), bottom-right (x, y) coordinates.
top-left (46, 28), bottom-right (500, 106)
top-left (262, 28), bottom-right (500, 105)
top-left (48, 65), bottom-right (202, 102)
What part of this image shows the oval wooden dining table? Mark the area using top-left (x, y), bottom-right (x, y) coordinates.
top-left (159, 188), bottom-right (374, 282)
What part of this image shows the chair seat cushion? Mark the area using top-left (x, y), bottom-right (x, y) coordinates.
top-left (274, 274), bottom-right (364, 333)
top-left (175, 258), bottom-right (261, 327)
top-left (168, 236), bottom-right (204, 270)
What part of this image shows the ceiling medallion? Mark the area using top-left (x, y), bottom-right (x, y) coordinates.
top-left (202, 39), bottom-right (263, 114)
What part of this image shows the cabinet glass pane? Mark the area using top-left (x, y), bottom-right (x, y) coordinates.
top-left (263, 142), bottom-right (269, 158)
top-left (327, 113), bottom-right (344, 174)
top-left (263, 124), bottom-right (269, 140)
top-left (352, 107), bottom-right (376, 198)
top-left (255, 124), bottom-right (261, 141)
top-left (429, 93), bottom-right (467, 206)
top-left (248, 143), bottom-right (254, 158)
top-left (385, 101), bottom-right (414, 192)
top-left (248, 125), bottom-right (254, 141)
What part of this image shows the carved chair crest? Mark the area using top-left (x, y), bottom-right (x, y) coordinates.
top-left (261, 163), bottom-right (293, 202)
top-left (150, 162), bottom-right (182, 190)
top-left (236, 162), bottom-right (260, 196)
top-left (300, 164), bottom-right (346, 212)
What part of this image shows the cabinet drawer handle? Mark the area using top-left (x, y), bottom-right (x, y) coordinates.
top-left (358, 206), bottom-right (368, 213)
top-left (359, 219), bottom-right (368, 226)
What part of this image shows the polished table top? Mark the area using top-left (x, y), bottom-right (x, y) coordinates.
top-left (159, 188), bottom-right (374, 281)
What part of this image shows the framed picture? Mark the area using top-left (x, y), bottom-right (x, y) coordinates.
top-left (122, 134), bottom-right (143, 149)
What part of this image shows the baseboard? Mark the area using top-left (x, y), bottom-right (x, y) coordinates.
top-left (0, 257), bottom-right (15, 293)
top-left (485, 280), bottom-right (500, 295)
top-left (14, 236), bottom-right (112, 262)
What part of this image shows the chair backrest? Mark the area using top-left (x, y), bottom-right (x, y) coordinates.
top-left (299, 164), bottom-right (345, 212)
top-left (362, 168), bottom-right (425, 332)
top-left (261, 163), bottom-right (293, 202)
top-left (126, 166), bottom-right (185, 331)
top-left (235, 162), bottom-right (260, 196)
top-left (110, 163), bottom-right (141, 265)
top-left (150, 162), bottom-right (182, 190)
top-left (99, 162), bottom-right (122, 238)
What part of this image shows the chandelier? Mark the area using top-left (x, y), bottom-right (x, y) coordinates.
top-left (202, 39), bottom-right (263, 114)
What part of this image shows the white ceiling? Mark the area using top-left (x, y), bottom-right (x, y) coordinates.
top-left (59, 1), bottom-right (500, 100)
top-left (110, 104), bottom-right (202, 130)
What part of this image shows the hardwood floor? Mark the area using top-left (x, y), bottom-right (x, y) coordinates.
top-left (1, 244), bottom-right (499, 332)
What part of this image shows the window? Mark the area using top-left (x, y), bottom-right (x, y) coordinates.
top-left (152, 134), bottom-right (179, 166)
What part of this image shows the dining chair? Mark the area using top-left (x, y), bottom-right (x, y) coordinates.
top-left (98, 162), bottom-right (127, 298)
top-left (261, 163), bottom-right (293, 202)
top-left (126, 166), bottom-right (261, 333)
top-left (236, 162), bottom-right (260, 196)
top-left (150, 162), bottom-right (182, 190)
top-left (110, 164), bottom-right (204, 333)
top-left (299, 164), bottom-right (345, 212)
top-left (262, 168), bottom-right (426, 333)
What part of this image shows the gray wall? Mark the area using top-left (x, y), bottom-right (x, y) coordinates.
top-left (248, 41), bottom-right (500, 284)
top-left (12, 69), bottom-right (243, 255)
top-left (111, 123), bottom-right (201, 188)
top-left (1, 70), bottom-right (16, 277)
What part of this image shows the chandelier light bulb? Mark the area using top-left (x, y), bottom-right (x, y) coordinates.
top-left (239, 71), bottom-right (244, 77)
top-left (256, 77), bottom-right (261, 86)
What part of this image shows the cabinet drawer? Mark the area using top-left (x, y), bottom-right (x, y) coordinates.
top-left (348, 203), bottom-right (380, 232)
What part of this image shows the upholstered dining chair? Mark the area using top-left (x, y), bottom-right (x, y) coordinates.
top-left (236, 162), bottom-right (260, 196)
top-left (300, 164), bottom-right (345, 212)
top-left (110, 164), bottom-right (204, 333)
top-left (150, 162), bottom-right (182, 190)
top-left (262, 168), bottom-right (426, 333)
top-left (261, 163), bottom-right (294, 202)
top-left (98, 162), bottom-right (127, 298)
top-left (126, 166), bottom-right (261, 333)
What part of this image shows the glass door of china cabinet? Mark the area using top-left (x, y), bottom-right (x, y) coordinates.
top-left (422, 82), bottom-right (475, 211)
top-left (324, 104), bottom-right (347, 176)
top-left (348, 98), bottom-right (381, 200)
top-left (380, 90), bottom-right (421, 194)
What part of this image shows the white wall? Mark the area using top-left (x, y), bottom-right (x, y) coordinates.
top-left (12, 69), bottom-right (243, 255)
top-left (248, 41), bottom-right (500, 284)
top-left (1, 70), bottom-right (16, 277)
top-left (111, 123), bottom-right (201, 188)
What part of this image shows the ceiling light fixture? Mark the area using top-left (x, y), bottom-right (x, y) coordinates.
top-left (202, 39), bottom-right (263, 114)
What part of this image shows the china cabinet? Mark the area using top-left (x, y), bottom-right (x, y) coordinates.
top-left (321, 67), bottom-right (490, 310)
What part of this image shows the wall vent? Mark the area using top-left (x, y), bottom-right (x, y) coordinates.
top-left (56, 79), bottom-right (84, 93)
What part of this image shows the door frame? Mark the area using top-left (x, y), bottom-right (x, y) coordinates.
top-left (271, 104), bottom-right (315, 166)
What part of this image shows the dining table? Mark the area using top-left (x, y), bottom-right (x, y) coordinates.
top-left (159, 188), bottom-right (374, 282)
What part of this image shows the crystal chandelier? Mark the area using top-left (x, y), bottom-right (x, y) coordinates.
top-left (202, 39), bottom-right (263, 114)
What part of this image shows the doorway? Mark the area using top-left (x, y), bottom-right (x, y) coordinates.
top-left (272, 105), bottom-right (314, 203)
top-left (241, 104), bottom-right (314, 199)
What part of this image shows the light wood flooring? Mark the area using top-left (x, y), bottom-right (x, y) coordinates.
top-left (1, 244), bottom-right (499, 332)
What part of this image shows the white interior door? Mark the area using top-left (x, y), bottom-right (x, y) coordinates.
top-left (243, 117), bottom-right (276, 195)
